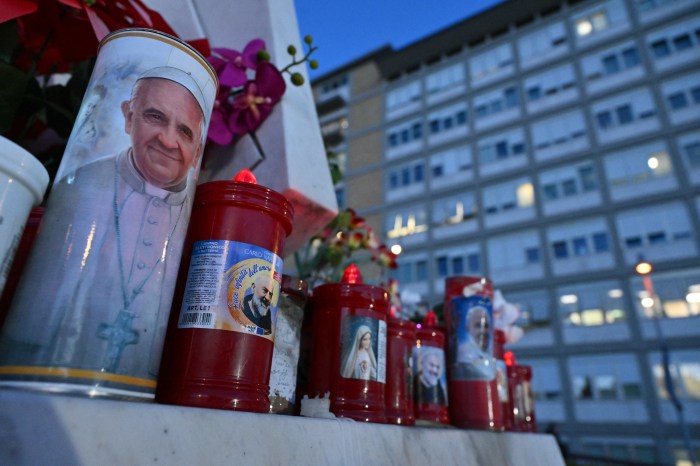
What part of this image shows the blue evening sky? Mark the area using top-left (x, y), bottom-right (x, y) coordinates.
top-left (293, 0), bottom-right (506, 80)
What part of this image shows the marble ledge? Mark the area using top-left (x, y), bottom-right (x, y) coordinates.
top-left (0, 389), bottom-right (565, 466)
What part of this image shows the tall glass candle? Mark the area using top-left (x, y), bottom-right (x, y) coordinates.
top-left (0, 29), bottom-right (217, 399)
top-left (156, 180), bottom-right (293, 412)
top-left (307, 264), bottom-right (388, 423)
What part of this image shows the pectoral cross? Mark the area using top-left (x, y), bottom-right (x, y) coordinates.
top-left (97, 310), bottom-right (139, 373)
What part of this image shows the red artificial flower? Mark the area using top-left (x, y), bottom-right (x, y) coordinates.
top-left (228, 61), bottom-right (286, 136)
top-left (374, 245), bottom-right (398, 270)
top-left (347, 231), bottom-right (364, 250)
top-left (4, 0), bottom-right (179, 74)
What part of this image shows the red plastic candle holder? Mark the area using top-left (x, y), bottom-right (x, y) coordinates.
top-left (156, 180), bottom-right (293, 413)
top-left (307, 266), bottom-right (389, 423)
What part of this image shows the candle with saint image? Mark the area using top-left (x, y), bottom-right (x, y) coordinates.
top-left (156, 174), bottom-right (293, 413)
top-left (444, 276), bottom-right (504, 431)
top-left (307, 264), bottom-right (389, 423)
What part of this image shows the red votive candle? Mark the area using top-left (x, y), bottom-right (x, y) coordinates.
top-left (493, 329), bottom-right (512, 431)
top-left (444, 276), bottom-right (504, 431)
top-left (156, 180), bottom-right (293, 412)
top-left (413, 311), bottom-right (450, 425)
top-left (307, 264), bottom-right (388, 423)
top-left (506, 353), bottom-right (537, 433)
top-left (385, 316), bottom-right (416, 426)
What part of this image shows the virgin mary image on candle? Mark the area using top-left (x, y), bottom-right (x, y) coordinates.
top-left (340, 319), bottom-right (379, 381)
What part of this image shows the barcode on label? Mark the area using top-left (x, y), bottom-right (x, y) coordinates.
top-left (178, 312), bottom-right (214, 328)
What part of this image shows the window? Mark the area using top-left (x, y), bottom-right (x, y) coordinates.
top-left (540, 161), bottom-right (600, 207)
top-left (386, 81), bottom-right (421, 111)
top-left (684, 141), bottom-right (700, 167)
top-left (648, 18), bottom-right (700, 64)
top-left (622, 47), bottom-right (640, 67)
top-left (386, 119), bottom-right (423, 151)
top-left (387, 160), bottom-right (425, 193)
top-left (524, 64), bottom-right (576, 106)
top-left (543, 184), bottom-right (558, 200)
top-left (632, 268), bottom-right (700, 320)
top-left (673, 33), bottom-right (693, 51)
top-left (573, 237), bottom-right (589, 256)
top-left (573, 376), bottom-right (593, 399)
top-left (478, 130), bottom-right (527, 167)
top-left (593, 89), bottom-right (656, 132)
top-left (531, 110), bottom-right (587, 154)
top-left (426, 64), bottom-right (465, 95)
top-left (616, 202), bottom-right (693, 255)
top-left (603, 55), bottom-right (620, 74)
top-left (553, 241), bottom-right (568, 259)
top-left (430, 145), bottom-right (473, 181)
top-left (651, 39), bottom-right (671, 57)
top-left (452, 257), bottom-right (464, 275)
top-left (473, 85), bottom-right (520, 120)
top-left (668, 92), bottom-right (689, 109)
top-left (596, 111), bottom-right (613, 128)
top-left (414, 164), bottom-right (424, 182)
top-left (616, 104), bottom-right (633, 124)
top-left (470, 43), bottom-right (513, 82)
top-left (415, 260), bottom-right (428, 281)
top-left (562, 179), bottom-right (577, 196)
top-left (579, 166), bottom-right (598, 191)
top-left (654, 360), bottom-right (700, 400)
top-left (427, 103), bottom-right (468, 136)
top-left (559, 280), bottom-right (628, 326)
top-left (604, 141), bottom-right (674, 191)
top-left (518, 21), bottom-right (568, 65)
top-left (386, 206), bottom-right (429, 239)
top-left (593, 232), bottom-right (610, 252)
top-left (436, 256), bottom-right (448, 277)
top-left (595, 375), bottom-right (618, 400)
top-left (467, 253), bottom-right (480, 272)
top-left (525, 247), bottom-right (540, 263)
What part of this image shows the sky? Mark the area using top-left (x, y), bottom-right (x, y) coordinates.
top-left (293, 0), bottom-right (506, 80)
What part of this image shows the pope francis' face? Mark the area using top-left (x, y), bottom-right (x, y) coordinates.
top-left (122, 78), bottom-right (203, 190)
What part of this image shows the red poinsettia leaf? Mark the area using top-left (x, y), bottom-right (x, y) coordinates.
top-left (187, 38), bottom-right (211, 58)
top-left (83, 6), bottom-right (111, 41)
top-left (0, 0), bottom-right (38, 23)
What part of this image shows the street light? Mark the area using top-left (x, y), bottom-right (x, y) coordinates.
top-left (635, 256), bottom-right (697, 466)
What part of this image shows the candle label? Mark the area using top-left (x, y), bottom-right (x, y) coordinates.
top-left (412, 346), bottom-right (448, 406)
top-left (177, 239), bottom-right (283, 341)
top-left (449, 296), bottom-right (496, 381)
top-left (339, 315), bottom-right (386, 383)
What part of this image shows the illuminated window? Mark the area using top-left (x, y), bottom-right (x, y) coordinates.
top-left (576, 11), bottom-right (608, 37)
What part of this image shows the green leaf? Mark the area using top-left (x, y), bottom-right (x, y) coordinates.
top-left (0, 62), bottom-right (28, 133)
top-left (0, 21), bottom-right (19, 64)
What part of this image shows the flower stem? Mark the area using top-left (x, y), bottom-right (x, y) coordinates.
top-left (248, 131), bottom-right (266, 172)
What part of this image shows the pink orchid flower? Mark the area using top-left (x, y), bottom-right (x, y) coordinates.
top-left (210, 39), bottom-right (266, 87)
top-left (228, 61), bottom-right (286, 136)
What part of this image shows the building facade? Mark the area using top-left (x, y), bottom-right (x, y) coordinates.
top-left (311, 0), bottom-right (700, 464)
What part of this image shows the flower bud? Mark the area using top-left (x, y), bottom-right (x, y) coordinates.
top-left (257, 50), bottom-right (270, 62)
top-left (310, 60), bottom-right (319, 70)
top-left (304, 35), bottom-right (313, 45)
top-left (291, 72), bottom-right (304, 86)
top-left (287, 45), bottom-right (297, 56)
